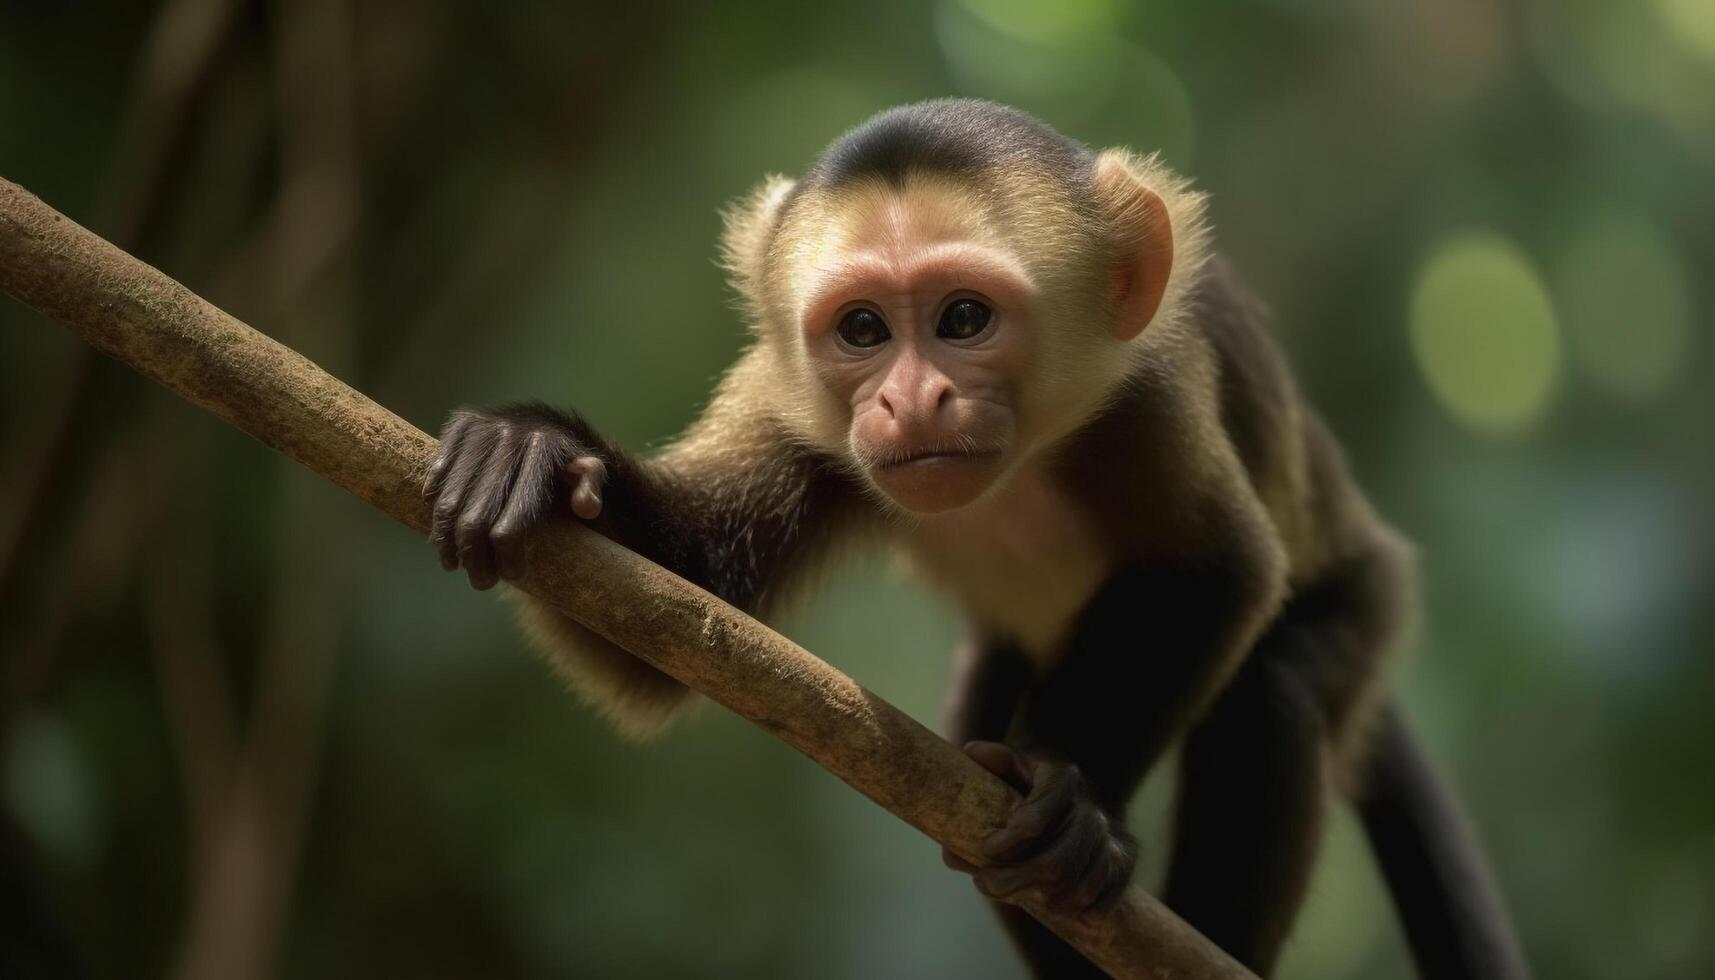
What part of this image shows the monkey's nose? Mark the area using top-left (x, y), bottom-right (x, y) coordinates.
top-left (877, 385), bottom-right (946, 423)
top-left (877, 386), bottom-right (900, 419)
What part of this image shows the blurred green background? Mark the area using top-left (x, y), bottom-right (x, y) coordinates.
top-left (2, 0), bottom-right (1712, 977)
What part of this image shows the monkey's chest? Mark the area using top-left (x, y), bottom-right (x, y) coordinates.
top-left (899, 474), bottom-right (1111, 661)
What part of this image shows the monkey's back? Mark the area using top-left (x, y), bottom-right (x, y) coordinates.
top-left (1194, 257), bottom-right (1409, 593)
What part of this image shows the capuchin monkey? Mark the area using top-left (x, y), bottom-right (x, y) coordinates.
top-left (424, 100), bottom-right (1528, 979)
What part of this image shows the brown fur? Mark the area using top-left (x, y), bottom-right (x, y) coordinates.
top-left (465, 100), bottom-right (1517, 979)
top-left (518, 111), bottom-right (1395, 747)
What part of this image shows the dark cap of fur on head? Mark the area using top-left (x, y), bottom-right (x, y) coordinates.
top-left (805, 99), bottom-right (1094, 193)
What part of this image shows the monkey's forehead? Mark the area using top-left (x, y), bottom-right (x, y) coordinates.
top-left (788, 178), bottom-right (992, 248)
top-left (774, 175), bottom-right (1083, 280)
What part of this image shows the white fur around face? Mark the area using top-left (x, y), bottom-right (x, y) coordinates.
top-left (714, 147), bottom-right (1215, 658)
top-left (894, 462), bottom-right (1110, 663)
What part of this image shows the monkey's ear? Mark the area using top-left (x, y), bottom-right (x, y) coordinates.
top-left (720, 175), bottom-right (797, 310)
top-left (1093, 150), bottom-right (1176, 342)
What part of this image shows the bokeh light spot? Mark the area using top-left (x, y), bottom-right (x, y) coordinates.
top-left (1557, 213), bottom-right (1692, 405)
top-left (1652, 0), bottom-right (1715, 66)
top-left (4, 711), bottom-right (102, 866)
top-left (1409, 232), bottom-right (1562, 439)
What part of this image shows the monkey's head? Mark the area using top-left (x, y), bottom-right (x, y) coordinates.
top-left (722, 100), bottom-right (1209, 515)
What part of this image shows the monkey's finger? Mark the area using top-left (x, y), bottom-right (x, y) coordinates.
top-left (977, 818), bottom-right (1102, 905)
top-left (454, 435), bottom-right (524, 590)
top-left (1064, 841), bottom-right (1113, 911)
top-left (433, 432), bottom-right (500, 571)
top-left (567, 456), bottom-right (607, 520)
top-left (1073, 838), bottom-right (1135, 912)
top-left (941, 846), bottom-right (979, 874)
top-left (975, 858), bottom-right (1058, 902)
top-left (1043, 809), bottom-right (1118, 907)
top-left (492, 433), bottom-right (562, 580)
top-left (982, 765), bottom-right (1078, 861)
top-left (424, 412), bottom-right (474, 500)
top-left (1038, 821), bottom-right (1107, 907)
top-left (963, 741), bottom-right (1031, 793)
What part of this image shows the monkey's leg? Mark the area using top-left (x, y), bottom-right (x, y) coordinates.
top-left (1161, 553), bottom-right (1401, 975)
top-left (1161, 648), bottom-right (1329, 975)
top-left (943, 555), bottom-right (1285, 979)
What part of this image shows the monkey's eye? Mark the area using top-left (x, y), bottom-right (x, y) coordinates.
top-left (836, 308), bottom-right (891, 350)
top-left (937, 298), bottom-right (992, 341)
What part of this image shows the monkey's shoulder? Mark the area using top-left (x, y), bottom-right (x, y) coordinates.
top-left (1189, 256), bottom-right (1406, 581)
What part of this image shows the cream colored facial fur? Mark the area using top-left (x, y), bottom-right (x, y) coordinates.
top-left (718, 151), bottom-right (1212, 512)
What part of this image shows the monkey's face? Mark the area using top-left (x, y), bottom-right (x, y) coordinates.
top-left (791, 182), bottom-right (1041, 514)
top-left (756, 161), bottom-right (1182, 515)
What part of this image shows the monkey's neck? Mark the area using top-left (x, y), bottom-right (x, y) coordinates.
top-left (896, 464), bottom-right (1110, 660)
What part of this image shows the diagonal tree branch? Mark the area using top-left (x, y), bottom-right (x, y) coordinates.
top-left (0, 176), bottom-right (1255, 980)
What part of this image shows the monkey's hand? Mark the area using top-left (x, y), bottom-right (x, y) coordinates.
top-left (942, 741), bottom-right (1137, 914)
top-left (423, 406), bottom-right (609, 590)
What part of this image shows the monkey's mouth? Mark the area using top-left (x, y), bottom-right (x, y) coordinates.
top-left (869, 447), bottom-right (1005, 514)
top-left (878, 447), bottom-right (1002, 469)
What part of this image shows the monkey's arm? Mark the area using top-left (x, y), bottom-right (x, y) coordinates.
top-left (961, 512), bottom-right (1287, 912)
top-left (426, 348), bottom-right (869, 734)
top-left (1019, 547), bottom-right (1285, 807)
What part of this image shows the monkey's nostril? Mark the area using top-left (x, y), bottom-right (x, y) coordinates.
top-left (877, 389), bottom-right (897, 419)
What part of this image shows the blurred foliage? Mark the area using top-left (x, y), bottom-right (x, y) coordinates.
top-left (2, 0), bottom-right (1712, 978)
